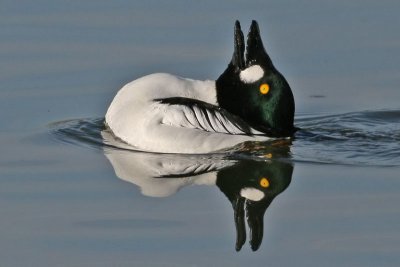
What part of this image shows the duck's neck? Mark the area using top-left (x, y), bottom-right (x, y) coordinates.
top-left (188, 78), bottom-right (218, 105)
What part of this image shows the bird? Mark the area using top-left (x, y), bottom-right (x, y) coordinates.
top-left (105, 20), bottom-right (295, 154)
top-left (101, 134), bottom-right (293, 251)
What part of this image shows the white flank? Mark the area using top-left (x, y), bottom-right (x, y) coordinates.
top-left (240, 187), bottom-right (265, 201)
top-left (239, 65), bottom-right (264, 83)
top-left (105, 73), bottom-right (272, 153)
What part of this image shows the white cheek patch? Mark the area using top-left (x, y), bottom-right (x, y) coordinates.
top-left (239, 65), bottom-right (264, 83)
top-left (240, 187), bottom-right (265, 201)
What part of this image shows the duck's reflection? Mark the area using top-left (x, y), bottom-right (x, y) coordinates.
top-left (102, 131), bottom-right (293, 251)
top-left (216, 160), bottom-right (292, 251)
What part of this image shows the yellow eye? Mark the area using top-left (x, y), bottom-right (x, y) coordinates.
top-left (260, 177), bottom-right (270, 188)
top-left (259, 83), bottom-right (270, 95)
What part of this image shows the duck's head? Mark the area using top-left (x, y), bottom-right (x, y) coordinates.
top-left (216, 20), bottom-right (295, 137)
top-left (216, 160), bottom-right (293, 251)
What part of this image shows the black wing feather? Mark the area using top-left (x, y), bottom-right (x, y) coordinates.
top-left (154, 97), bottom-right (255, 135)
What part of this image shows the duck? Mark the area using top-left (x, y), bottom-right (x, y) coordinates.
top-left (101, 134), bottom-right (293, 251)
top-left (105, 20), bottom-right (295, 154)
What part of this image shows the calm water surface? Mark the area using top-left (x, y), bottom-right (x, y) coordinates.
top-left (1, 1), bottom-right (400, 266)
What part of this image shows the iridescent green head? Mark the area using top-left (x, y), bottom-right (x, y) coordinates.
top-left (216, 20), bottom-right (295, 136)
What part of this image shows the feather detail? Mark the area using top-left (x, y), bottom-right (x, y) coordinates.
top-left (155, 97), bottom-right (263, 136)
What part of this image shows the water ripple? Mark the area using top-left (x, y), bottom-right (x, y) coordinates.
top-left (294, 110), bottom-right (400, 166)
top-left (50, 109), bottom-right (400, 167)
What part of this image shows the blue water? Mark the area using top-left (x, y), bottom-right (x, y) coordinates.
top-left (1, 1), bottom-right (400, 266)
top-left (53, 110), bottom-right (400, 167)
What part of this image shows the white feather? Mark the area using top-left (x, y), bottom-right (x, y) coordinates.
top-left (105, 73), bottom-right (271, 153)
top-left (239, 65), bottom-right (264, 83)
top-left (240, 187), bottom-right (265, 201)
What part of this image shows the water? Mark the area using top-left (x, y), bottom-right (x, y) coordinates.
top-left (52, 110), bottom-right (400, 167)
top-left (294, 110), bottom-right (400, 166)
top-left (1, 1), bottom-right (400, 266)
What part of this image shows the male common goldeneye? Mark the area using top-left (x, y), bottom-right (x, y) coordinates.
top-left (105, 20), bottom-right (295, 153)
top-left (101, 134), bottom-right (293, 251)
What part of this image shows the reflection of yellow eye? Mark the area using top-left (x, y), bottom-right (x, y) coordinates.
top-left (264, 153), bottom-right (273, 159)
top-left (259, 83), bottom-right (270, 95)
top-left (260, 177), bottom-right (270, 188)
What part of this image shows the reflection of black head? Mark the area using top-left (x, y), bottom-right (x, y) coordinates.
top-left (216, 160), bottom-right (293, 251)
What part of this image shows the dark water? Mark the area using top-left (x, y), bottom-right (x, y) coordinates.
top-left (2, 1), bottom-right (400, 266)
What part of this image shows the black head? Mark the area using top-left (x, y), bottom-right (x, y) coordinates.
top-left (216, 20), bottom-right (295, 137)
top-left (216, 160), bottom-right (293, 251)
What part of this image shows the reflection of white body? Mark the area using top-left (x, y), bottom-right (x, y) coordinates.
top-left (102, 130), bottom-right (266, 200)
top-left (106, 150), bottom-right (231, 197)
top-left (102, 128), bottom-right (287, 252)
top-left (105, 73), bottom-right (270, 154)
top-left (102, 129), bottom-right (234, 197)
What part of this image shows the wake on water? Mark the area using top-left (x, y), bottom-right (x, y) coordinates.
top-left (50, 109), bottom-right (400, 167)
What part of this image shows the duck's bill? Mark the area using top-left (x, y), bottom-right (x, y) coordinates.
top-left (231, 20), bottom-right (273, 70)
top-left (232, 20), bottom-right (245, 70)
top-left (246, 20), bottom-right (271, 67)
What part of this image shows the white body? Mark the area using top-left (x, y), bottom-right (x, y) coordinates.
top-left (105, 73), bottom-right (270, 153)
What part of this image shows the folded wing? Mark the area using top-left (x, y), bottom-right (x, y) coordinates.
top-left (155, 97), bottom-right (262, 136)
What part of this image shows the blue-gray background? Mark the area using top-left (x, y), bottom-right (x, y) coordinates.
top-left (1, 1), bottom-right (399, 266)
